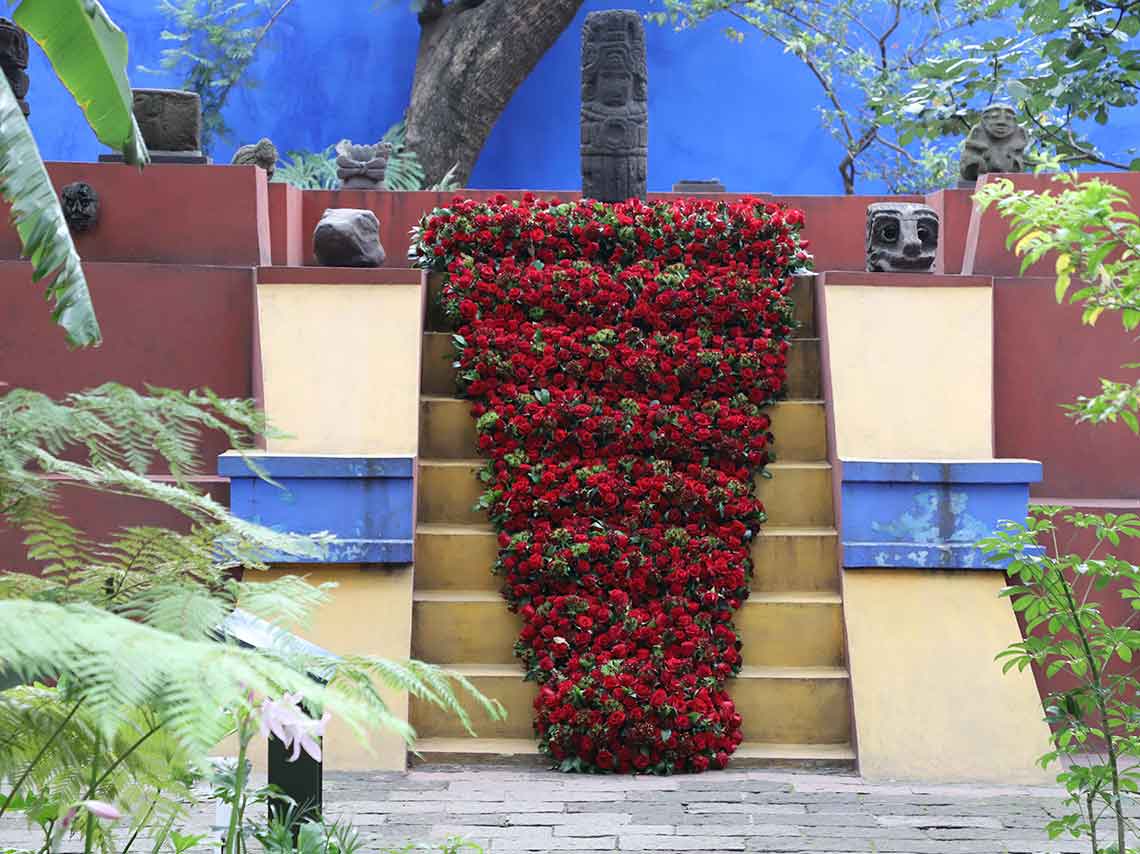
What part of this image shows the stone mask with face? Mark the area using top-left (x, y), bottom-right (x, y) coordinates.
top-left (866, 203), bottom-right (939, 273)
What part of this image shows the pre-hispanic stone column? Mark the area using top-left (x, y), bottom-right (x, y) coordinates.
top-left (580, 10), bottom-right (648, 203)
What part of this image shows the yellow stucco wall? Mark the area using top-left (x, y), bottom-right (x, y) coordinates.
top-left (234, 568), bottom-right (415, 772)
top-left (825, 285), bottom-right (993, 459)
top-left (843, 570), bottom-right (1052, 783)
top-left (257, 283), bottom-right (422, 455)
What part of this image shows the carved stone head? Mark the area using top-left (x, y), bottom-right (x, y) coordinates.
top-left (60, 182), bottom-right (99, 233)
top-left (981, 104), bottom-right (1017, 140)
top-left (131, 89), bottom-right (202, 153)
top-left (866, 203), bottom-right (939, 273)
top-left (335, 140), bottom-right (392, 190)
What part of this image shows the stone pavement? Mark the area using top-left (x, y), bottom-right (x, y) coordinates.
top-left (0, 766), bottom-right (1107, 854)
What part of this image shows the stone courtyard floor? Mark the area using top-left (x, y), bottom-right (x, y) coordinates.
top-left (0, 766), bottom-right (1111, 853)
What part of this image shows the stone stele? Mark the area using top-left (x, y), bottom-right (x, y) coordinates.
top-left (580, 10), bottom-right (648, 203)
top-left (0, 18), bottom-right (29, 117)
top-left (131, 89), bottom-right (203, 156)
top-left (959, 103), bottom-right (1029, 183)
top-left (336, 140), bottom-right (392, 190)
top-left (866, 203), bottom-right (939, 273)
top-left (313, 208), bottom-right (386, 268)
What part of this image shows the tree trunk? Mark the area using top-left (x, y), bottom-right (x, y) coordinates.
top-left (405, 0), bottom-right (585, 187)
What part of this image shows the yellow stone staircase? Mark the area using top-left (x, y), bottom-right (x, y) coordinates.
top-left (410, 276), bottom-right (854, 768)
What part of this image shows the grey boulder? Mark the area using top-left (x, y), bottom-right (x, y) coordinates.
top-left (313, 208), bottom-right (386, 268)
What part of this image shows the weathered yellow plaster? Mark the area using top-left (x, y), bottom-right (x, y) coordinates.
top-left (256, 283), bottom-right (422, 455)
top-left (843, 569), bottom-right (1053, 783)
top-left (237, 567), bottom-right (414, 772)
top-left (825, 286), bottom-right (993, 459)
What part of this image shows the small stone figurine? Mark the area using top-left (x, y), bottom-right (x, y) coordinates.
top-left (580, 10), bottom-right (649, 203)
top-left (60, 182), bottom-right (99, 233)
top-left (959, 103), bottom-right (1029, 183)
top-left (232, 138), bottom-right (279, 179)
top-left (866, 203), bottom-right (939, 273)
top-left (313, 208), bottom-right (385, 267)
top-left (335, 140), bottom-right (392, 190)
top-left (0, 18), bottom-right (30, 117)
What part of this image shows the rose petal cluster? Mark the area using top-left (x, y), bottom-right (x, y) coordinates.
top-left (413, 194), bottom-right (810, 774)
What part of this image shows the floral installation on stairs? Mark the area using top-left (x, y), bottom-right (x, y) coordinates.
top-left (413, 195), bottom-right (810, 774)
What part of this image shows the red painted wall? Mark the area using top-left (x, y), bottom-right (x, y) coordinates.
top-left (993, 276), bottom-right (1140, 500)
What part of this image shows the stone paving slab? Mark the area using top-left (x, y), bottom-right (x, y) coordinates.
top-left (0, 766), bottom-right (1123, 854)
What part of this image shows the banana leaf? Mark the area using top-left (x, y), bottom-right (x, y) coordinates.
top-left (0, 75), bottom-right (100, 347)
top-left (12, 0), bottom-right (148, 165)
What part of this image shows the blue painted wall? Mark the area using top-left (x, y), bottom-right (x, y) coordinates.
top-left (26, 1), bottom-right (1140, 194)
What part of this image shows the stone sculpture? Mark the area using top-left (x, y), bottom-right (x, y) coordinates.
top-left (866, 202), bottom-right (939, 273)
top-left (335, 140), bottom-right (391, 190)
top-left (959, 103), bottom-right (1029, 183)
top-left (131, 89), bottom-right (204, 159)
top-left (580, 10), bottom-right (648, 203)
top-left (0, 18), bottom-right (29, 117)
top-left (313, 208), bottom-right (385, 267)
top-left (60, 182), bottom-right (99, 233)
top-left (672, 179), bottom-right (726, 193)
top-left (231, 138), bottom-right (278, 179)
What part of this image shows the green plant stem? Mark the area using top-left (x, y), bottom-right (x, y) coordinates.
top-left (0, 697), bottom-right (83, 819)
top-left (121, 795), bottom-right (158, 854)
top-left (224, 714), bottom-right (251, 854)
top-left (1087, 790), bottom-right (1097, 853)
top-left (83, 744), bottom-right (99, 854)
top-left (83, 721), bottom-right (163, 798)
top-left (1060, 571), bottom-right (1127, 854)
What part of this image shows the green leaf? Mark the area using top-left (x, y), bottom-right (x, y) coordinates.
top-left (0, 74), bottom-right (100, 346)
top-left (13, 0), bottom-right (148, 164)
top-left (1123, 411), bottom-right (1140, 434)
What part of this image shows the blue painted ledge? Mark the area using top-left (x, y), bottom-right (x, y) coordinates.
top-left (841, 458), bottom-right (1043, 571)
top-left (218, 453), bottom-right (415, 564)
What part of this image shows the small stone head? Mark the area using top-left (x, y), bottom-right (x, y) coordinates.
top-left (60, 182), bottom-right (99, 233)
top-left (866, 203), bottom-right (939, 273)
top-left (981, 104), bottom-right (1018, 141)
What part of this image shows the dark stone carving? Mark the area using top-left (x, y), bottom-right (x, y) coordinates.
top-left (335, 140), bottom-right (392, 190)
top-left (313, 208), bottom-right (385, 267)
top-left (232, 138), bottom-right (279, 179)
top-left (60, 182), bottom-right (99, 233)
top-left (672, 179), bottom-right (726, 193)
top-left (959, 104), bottom-right (1029, 183)
top-left (580, 10), bottom-right (648, 203)
top-left (131, 89), bottom-right (203, 156)
top-left (0, 18), bottom-right (30, 117)
top-left (866, 203), bottom-right (939, 273)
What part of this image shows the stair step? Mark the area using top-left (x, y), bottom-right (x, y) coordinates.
top-left (421, 333), bottom-right (823, 400)
top-left (419, 395), bottom-right (827, 462)
top-left (409, 664), bottom-right (850, 744)
top-left (417, 460), bottom-right (834, 528)
top-left (414, 523), bottom-right (840, 594)
top-left (409, 738), bottom-right (854, 769)
top-left (423, 274), bottom-right (817, 337)
top-left (411, 591), bottom-right (844, 668)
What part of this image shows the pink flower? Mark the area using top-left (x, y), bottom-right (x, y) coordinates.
top-left (259, 693), bottom-right (330, 762)
top-left (81, 801), bottom-right (122, 821)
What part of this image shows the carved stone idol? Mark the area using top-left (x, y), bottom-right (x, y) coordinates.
top-left (335, 140), bottom-right (392, 190)
top-left (131, 89), bottom-right (203, 156)
top-left (0, 18), bottom-right (29, 117)
top-left (866, 203), bottom-right (939, 273)
top-left (580, 10), bottom-right (648, 203)
top-left (60, 182), bottom-right (99, 233)
top-left (232, 138), bottom-right (278, 179)
top-left (959, 103), bottom-right (1029, 183)
top-left (313, 208), bottom-right (385, 267)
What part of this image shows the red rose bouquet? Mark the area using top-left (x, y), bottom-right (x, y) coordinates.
top-left (413, 194), bottom-right (810, 773)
